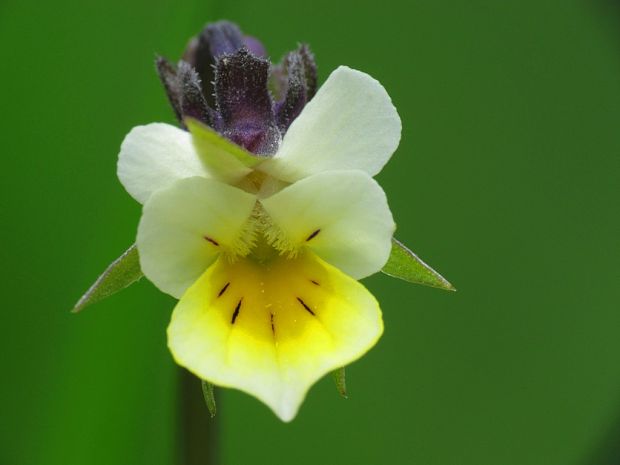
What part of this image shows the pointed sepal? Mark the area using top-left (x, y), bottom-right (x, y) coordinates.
top-left (176, 61), bottom-right (213, 125)
top-left (156, 56), bottom-right (183, 123)
top-left (381, 238), bottom-right (455, 291)
top-left (72, 244), bottom-right (143, 312)
top-left (155, 57), bottom-right (212, 127)
top-left (201, 379), bottom-right (217, 418)
top-left (298, 44), bottom-right (317, 99)
top-left (274, 45), bottom-right (318, 132)
top-left (275, 50), bottom-right (308, 132)
top-left (332, 367), bottom-right (348, 399)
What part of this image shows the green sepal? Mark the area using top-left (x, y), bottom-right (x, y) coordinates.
top-left (72, 244), bottom-right (143, 312)
top-left (332, 367), bottom-right (348, 399)
top-left (382, 238), bottom-right (455, 291)
top-left (201, 380), bottom-right (217, 418)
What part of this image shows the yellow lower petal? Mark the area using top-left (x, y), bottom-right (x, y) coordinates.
top-left (167, 250), bottom-right (383, 421)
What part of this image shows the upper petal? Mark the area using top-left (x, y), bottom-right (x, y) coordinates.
top-left (137, 176), bottom-right (257, 298)
top-left (260, 170), bottom-right (395, 279)
top-left (168, 251), bottom-right (383, 421)
top-left (185, 118), bottom-right (258, 183)
top-left (259, 66), bottom-right (402, 182)
top-left (117, 123), bottom-right (210, 204)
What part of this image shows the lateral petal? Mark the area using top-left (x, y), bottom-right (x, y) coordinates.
top-left (260, 170), bottom-right (395, 279)
top-left (137, 177), bottom-right (257, 298)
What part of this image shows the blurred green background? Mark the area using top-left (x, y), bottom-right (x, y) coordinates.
top-left (2, 0), bottom-right (619, 463)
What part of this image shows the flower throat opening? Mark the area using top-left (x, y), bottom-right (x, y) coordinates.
top-left (223, 202), bottom-right (320, 264)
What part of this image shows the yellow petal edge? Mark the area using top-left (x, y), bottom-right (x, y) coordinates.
top-left (167, 250), bottom-right (383, 421)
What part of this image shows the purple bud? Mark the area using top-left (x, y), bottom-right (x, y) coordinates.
top-left (156, 21), bottom-right (319, 156)
top-left (204, 21), bottom-right (246, 58)
top-left (182, 21), bottom-right (248, 108)
top-left (243, 35), bottom-right (267, 58)
top-left (214, 49), bottom-right (280, 155)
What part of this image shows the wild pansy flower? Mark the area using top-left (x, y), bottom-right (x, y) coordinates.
top-left (75, 21), bottom-right (453, 422)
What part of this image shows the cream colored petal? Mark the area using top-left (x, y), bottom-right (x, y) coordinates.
top-left (137, 177), bottom-right (256, 298)
top-left (186, 118), bottom-right (260, 184)
top-left (168, 251), bottom-right (383, 422)
top-left (260, 170), bottom-right (395, 279)
top-left (259, 66), bottom-right (401, 182)
top-left (117, 123), bottom-right (210, 204)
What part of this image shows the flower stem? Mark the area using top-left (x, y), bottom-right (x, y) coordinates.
top-left (178, 369), bottom-right (219, 465)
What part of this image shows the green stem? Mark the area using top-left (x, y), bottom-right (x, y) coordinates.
top-left (178, 369), bottom-right (219, 465)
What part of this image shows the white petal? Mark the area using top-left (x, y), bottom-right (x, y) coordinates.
top-left (186, 118), bottom-right (258, 184)
top-left (259, 66), bottom-right (401, 182)
top-left (137, 177), bottom-right (257, 298)
top-left (168, 251), bottom-right (383, 421)
top-left (260, 170), bottom-right (395, 279)
top-left (117, 123), bottom-right (210, 204)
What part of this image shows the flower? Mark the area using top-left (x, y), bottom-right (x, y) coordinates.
top-left (116, 22), bottom-right (401, 421)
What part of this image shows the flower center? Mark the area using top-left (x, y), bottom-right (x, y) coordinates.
top-left (224, 202), bottom-right (304, 263)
